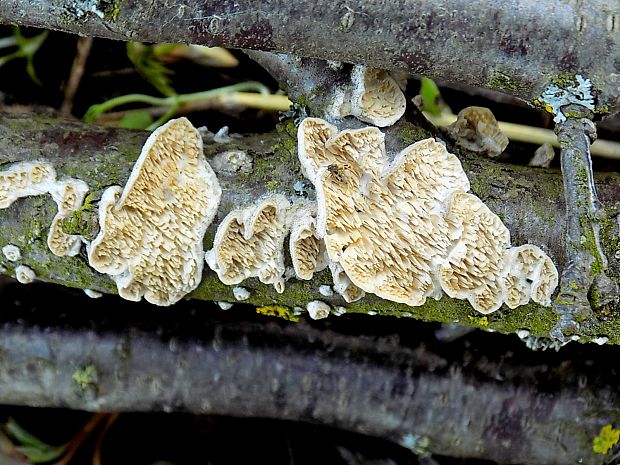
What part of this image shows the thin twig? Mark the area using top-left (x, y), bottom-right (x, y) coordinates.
top-left (52, 413), bottom-right (108, 465)
top-left (92, 414), bottom-right (119, 465)
top-left (61, 37), bottom-right (93, 115)
top-left (94, 92), bottom-right (291, 123)
top-left (424, 111), bottom-right (620, 160)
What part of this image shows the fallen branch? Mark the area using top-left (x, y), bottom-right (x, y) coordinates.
top-left (1, 111), bottom-right (620, 342)
top-left (0, 286), bottom-right (617, 465)
top-left (0, 0), bottom-right (618, 113)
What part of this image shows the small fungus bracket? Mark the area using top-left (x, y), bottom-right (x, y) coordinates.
top-left (551, 104), bottom-right (618, 340)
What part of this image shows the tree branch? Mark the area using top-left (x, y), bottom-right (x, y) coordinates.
top-left (1, 111), bottom-right (620, 343)
top-left (0, 0), bottom-right (617, 113)
top-left (0, 283), bottom-right (618, 465)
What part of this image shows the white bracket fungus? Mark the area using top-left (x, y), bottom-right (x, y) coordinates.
top-left (84, 288), bottom-right (103, 299)
top-left (538, 74), bottom-right (594, 123)
top-left (48, 179), bottom-right (90, 257)
top-left (447, 107), bottom-right (509, 158)
top-left (0, 160), bottom-right (91, 257)
top-left (2, 244), bottom-right (21, 262)
top-left (87, 117), bottom-right (222, 306)
top-left (15, 265), bottom-right (35, 284)
top-left (206, 194), bottom-right (290, 292)
top-left (298, 117), bottom-right (558, 314)
top-left (327, 65), bottom-right (406, 127)
top-left (329, 262), bottom-right (365, 303)
top-left (232, 286), bottom-right (251, 301)
top-left (0, 161), bottom-right (56, 208)
top-left (307, 300), bottom-right (331, 320)
top-left (289, 202), bottom-right (328, 280)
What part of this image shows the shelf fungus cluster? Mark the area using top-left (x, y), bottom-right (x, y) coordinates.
top-left (327, 65), bottom-right (406, 127)
top-left (87, 117), bottom-right (222, 306)
top-left (0, 159), bottom-right (90, 259)
top-left (297, 117), bottom-right (558, 314)
top-left (206, 197), bottom-right (328, 293)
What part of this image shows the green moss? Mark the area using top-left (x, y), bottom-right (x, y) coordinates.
top-left (61, 193), bottom-right (98, 239)
top-left (72, 364), bottom-right (97, 390)
top-left (488, 71), bottom-right (527, 94)
top-left (467, 315), bottom-right (489, 327)
top-left (398, 125), bottom-right (432, 146)
top-left (592, 424), bottom-right (620, 455)
top-left (265, 180), bottom-right (279, 191)
top-left (594, 104), bottom-right (610, 115)
top-left (549, 72), bottom-right (577, 88)
top-left (563, 110), bottom-right (582, 120)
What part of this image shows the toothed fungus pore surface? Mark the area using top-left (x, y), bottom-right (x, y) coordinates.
top-left (0, 160), bottom-right (91, 258)
top-left (206, 195), bottom-right (290, 292)
top-left (447, 107), bottom-right (509, 158)
top-left (298, 118), bottom-right (558, 313)
top-left (48, 179), bottom-right (90, 257)
top-left (289, 203), bottom-right (328, 280)
top-left (329, 65), bottom-right (406, 127)
top-left (87, 117), bottom-right (221, 306)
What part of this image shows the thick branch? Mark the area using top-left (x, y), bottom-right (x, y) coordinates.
top-left (0, 283), bottom-right (618, 465)
top-left (0, 0), bottom-right (618, 113)
top-left (1, 112), bottom-right (620, 342)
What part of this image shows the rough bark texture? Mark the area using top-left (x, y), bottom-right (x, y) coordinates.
top-left (0, 0), bottom-right (618, 114)
top-left (1, 111), bottom-right (620, 344)
top-left (1, 282), bottom-right (619, 465)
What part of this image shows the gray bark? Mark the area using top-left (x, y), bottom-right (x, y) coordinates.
top-left (0, 0), bottom-right (618, 114)
top-left (1, 111), bottom-right (620, 344)
top-left (0, 284), bottom-right (618, 465)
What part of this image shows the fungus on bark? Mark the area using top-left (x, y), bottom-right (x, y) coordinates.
top-left (447, 106), bottom-right (509, 158)
top-left (47, 179), bottom-right (90, 257)
top-left (289, 202), bottom-right (328, 280)
top-left (328, 65), bottom-right (406, 127)
top-left (307, 300), bottom-right (331, 320)
top-left (15, 265), bottom-right (35, 284)
top-left (297, 117), bottom-right (558, 313)
top-left (87, 117), bottom-right (222, 306)
top-left (0, 161), bottom-right (55, 208)
top-left (206, 194), bottom-right (290, 293)
top-left (2, 244), bottom-right (21, 262)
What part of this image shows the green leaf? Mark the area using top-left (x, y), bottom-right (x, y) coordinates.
top-left (6, 418), bottom-right (50, 449)
top-left (0, 28), bottom-right (48, 85)
top-left (4, 418), bottom-right (67, 463)
top-left (419, 77), bottom-right (445, 116)
top-left (118, 111), bottom-right (155, 129)
top-left (14, 445), bottom-right (66, 463)
top-left (127, 41), bottom-right (176, 97)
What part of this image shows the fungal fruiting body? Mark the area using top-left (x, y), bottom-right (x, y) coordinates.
top-left (0, 160), bottom-right (90, 258)
top-left (289, 201), bottom-right (328, 281)
top-left (88, 117), bottom-right (221, 306)
top-left (2, 244), bottom-right (21, 262)
top-left (327, 65), bottom-right (406, 127)
top-left (0, 161), bottom-right (56, 208)
top-left (15, 265), bottom-right (35, 284)
top-left (298, 117), bottom-right (558, 313)
top-left (447, 107), bottom-right (509, 158)
top-left (48, 179), bottom-right (90, 257)
top-left (307, 300), bottom-right (331, 320)
top-left (206, 195), bottom-right (290, 292)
